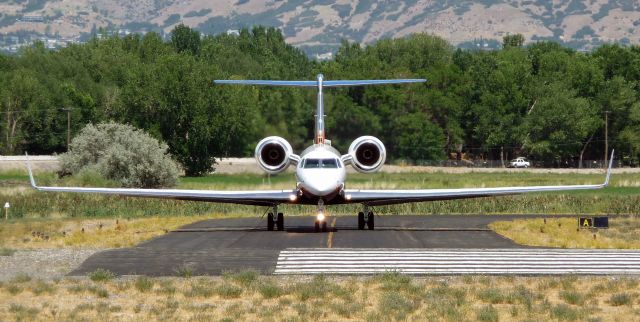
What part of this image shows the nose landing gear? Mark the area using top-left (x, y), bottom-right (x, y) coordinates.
top-left (314, 200), bottom-right (328, 233)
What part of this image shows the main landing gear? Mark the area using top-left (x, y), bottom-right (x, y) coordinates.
top-left (357, 206), bottom-right (374, 230)
top-left (267, 205), bottom-right (284, 231)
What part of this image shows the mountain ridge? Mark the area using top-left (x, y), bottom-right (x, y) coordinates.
top-left (1, 0), bottom-right (639, 54)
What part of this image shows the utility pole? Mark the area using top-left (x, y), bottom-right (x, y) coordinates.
top-left (61, 108), bottom-right (72, 150)
top-left (604, 110), bottom-right (610, 168)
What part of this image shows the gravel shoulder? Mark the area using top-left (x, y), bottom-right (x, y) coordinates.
top-left (0, 248), bottom-right (103, 281)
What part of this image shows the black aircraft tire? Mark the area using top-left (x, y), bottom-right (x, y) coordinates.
top-left (267, 213), bottom-right (275, 231)
top-left (367, 212), bottom-right (375, 230)
top-left (322, 221), bottom-right (328, 232)
top-left (358, 212), bottom-right (365, 230)
top-left (314, 221), bottom-right (320, 233)
top-left (277, 212), bottom-right (284, 231)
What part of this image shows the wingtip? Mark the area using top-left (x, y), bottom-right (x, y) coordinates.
top-left (24, 152), bottom-right (37, 189)
top-left (604, 149), bottom-right (614, 186)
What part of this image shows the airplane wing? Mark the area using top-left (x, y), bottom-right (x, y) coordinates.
top-left (345, 151), bottom-right (615, 206)
top-left (25, 158), bottom-right (296, 206)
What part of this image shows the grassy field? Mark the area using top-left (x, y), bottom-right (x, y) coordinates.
top-left (2, 169), bottom-right (640, 220)
top-left (0, 272), bottom-right (639, 321)
top-left (0, 216), bottom-right (222, 249)
top-left (1, 169), bottom-right (639, 250)
top-left (490, 216), bottom-right (640, 249)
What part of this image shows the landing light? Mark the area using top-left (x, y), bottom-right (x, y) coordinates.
top-left (345, 194), bottom-right (352, 201)
top-left (289, 194), bottom-right (297, 201)
top-left (317, 212), bottom-right (325, 221)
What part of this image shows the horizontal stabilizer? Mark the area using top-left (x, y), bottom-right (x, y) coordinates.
top-left (213, 79), bottom-right (426, 87)
top-left (323, 79), bottom-right (426, 87)
top-left (214, 80), bottom-right (318, 87)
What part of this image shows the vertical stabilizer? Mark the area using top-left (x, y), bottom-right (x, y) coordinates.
top-left (315, 74), bottom-right (325, 144)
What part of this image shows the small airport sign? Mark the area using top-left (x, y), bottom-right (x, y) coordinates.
top-left (579, 216), bottom-right (609, 229)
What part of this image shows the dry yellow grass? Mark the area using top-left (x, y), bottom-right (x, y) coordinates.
top-left (0, 216), bottom-right (222, 249)
top-left (490, 216), bottom-right (640, 249)
top-left (0, 274), bottom-right (638, 321)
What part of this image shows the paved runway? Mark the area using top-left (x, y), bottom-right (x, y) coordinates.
top-left (69, 214), bottom-right (640, 276)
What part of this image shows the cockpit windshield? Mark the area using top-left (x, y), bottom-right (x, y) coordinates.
top-left (303, 158), bottom-right (340, 169)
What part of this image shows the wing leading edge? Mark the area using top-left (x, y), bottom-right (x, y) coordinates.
top-left (25, 156), bottom-right (295, 206)
top-left (345, 151), bottom-right (615, 206)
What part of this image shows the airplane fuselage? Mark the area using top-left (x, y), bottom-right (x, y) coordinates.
top-left (295, 144), bottom-right (347, 204)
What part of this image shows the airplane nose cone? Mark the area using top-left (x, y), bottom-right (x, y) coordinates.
top-left (305, 180), bottom-right (339, 197)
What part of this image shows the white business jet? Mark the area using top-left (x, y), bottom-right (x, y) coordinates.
top-left (27, 74), bottom-right (614, 232)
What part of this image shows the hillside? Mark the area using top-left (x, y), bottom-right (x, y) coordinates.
top-left (1, 0), bottom-right (639, 54)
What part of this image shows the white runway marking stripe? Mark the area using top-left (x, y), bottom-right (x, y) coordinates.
top-left (274, 248), bottom-right (640, 275)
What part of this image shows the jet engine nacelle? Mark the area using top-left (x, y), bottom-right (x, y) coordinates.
top-left (347, 136), bottom-right (386, 173)
top-left (255, 136), bottom-right (294, 174)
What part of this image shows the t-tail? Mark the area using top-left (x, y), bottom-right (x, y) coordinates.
top-left (214, 74), bottom-right (426, 144)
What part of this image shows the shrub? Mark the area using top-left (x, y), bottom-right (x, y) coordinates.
top-left (88, 268), bottom-right (115, 282)
top-left (174, 264), bottom-right (195, 278)
top-left (0, 248), bottom-right (16, 256)
top-left (378, 292), bottom-right (418, 319)
top-left (551, 304), bottom-right (581, 321)
top-left (135, 276), bottom-right (154, 292)
top-left (223, 269), bottom-right (259, 287)
top-left (608, 293), bottom-right (631, 306)
top-left (258, 282), bottom-right (283, 299)
top-left (560, 290), bottom-right (585, 305)
top-left (59, 122), bottom-right (182, 188)
top-left (216, 283), bottom-right (243, 298)
top-left (10, 273), bottom-right (31, 283)
top-left (31, 280), bottom-right (56, 295)
top-left (476, 305), bottom-right (499, 322)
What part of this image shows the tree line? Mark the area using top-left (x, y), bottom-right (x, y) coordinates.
top-left (1, 25), bottom-right (639, 175)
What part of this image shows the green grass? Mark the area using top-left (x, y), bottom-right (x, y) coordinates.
top-left (0, 247), bottom-right (16, 256)
top-left (2, 169), bottom-right (639, 220)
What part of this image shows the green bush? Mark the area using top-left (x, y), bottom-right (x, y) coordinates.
top-left (88, 268), bottom-right (115, 282)
top-left (608, 293), bottom-right (632, 306)
top-left (59, 122), bottom-right (182, 188)
top-left (476, 305), bottom-right (499, 322)
top-left (134, 276), bottom-right (154, 292)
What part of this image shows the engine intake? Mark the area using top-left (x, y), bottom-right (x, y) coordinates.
top-left (255, 136), bottom-right (295, 174)
top-left (347, 136), bottom-right (386, 173)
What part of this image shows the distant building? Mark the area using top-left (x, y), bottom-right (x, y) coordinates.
top-left (20, 15), bottom-right (44, 23)
top-left (226, 29), bottom-right (240, 36)
top-left (315, 52), bottom-right (333, 60)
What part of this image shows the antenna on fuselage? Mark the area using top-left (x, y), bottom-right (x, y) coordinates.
top-left (214, 75), bottom-right (427, 145)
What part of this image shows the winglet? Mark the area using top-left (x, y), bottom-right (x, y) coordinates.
top-left (24, 152), bottom-right (38, 189)
top-left (604, 149), bottom-right (614, 187)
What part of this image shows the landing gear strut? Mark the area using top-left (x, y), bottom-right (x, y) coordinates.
top-left (267, 205), bottom-right (284, 231)
top-left (315, 200), bottom-right (327, 233)
top-left (358, 206), bottom-right (374, 230)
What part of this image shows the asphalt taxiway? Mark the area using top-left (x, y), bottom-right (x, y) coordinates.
top-left (69, 215), bottom-right (640, 276)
